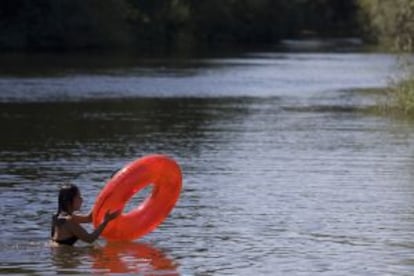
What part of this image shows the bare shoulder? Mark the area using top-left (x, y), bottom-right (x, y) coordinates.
top-left (64, 215), bottom-right (77, 225)
top-left (55, 215), bottom-right (72, 226)
top-left (71, 212), bottom-right (92, 224)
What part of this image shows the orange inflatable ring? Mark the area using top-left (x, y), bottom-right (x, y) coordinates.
top-left (92, 155), bottom-right (182, 241)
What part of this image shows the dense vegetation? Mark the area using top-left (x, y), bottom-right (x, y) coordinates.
top-left (0, 0), bottom-right (359, 51)
top-left (358, 0), bottom-right (414, 116)
top-left (358, 0), bottom-right (414, 52)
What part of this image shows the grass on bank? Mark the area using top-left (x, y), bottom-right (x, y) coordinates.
top-left (374, 74), bottom-right (414, 117)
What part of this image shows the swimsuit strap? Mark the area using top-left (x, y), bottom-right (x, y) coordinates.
top-left (51, 214), bottom-right (78, 245)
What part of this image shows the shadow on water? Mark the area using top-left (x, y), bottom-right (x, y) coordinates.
top-left (0, 50), bottom-right (251, 77)
top-left (0, 97), bottom-right (252, 151)
top-left (0, 97), bottom-right (252, 184)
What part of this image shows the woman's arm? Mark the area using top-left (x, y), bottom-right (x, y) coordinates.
top-left (71, 211), bottom-right (92, 224)
top-left (66, 210), bottom-right (120, 243)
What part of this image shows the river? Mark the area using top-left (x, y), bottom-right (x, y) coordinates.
top-left (1, 47), bottom-right (414, 275)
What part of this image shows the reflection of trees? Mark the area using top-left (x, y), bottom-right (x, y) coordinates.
top-left (0, 97), bottom-right (251, 184)
top-left (0, 98), bottom-right (251, 156)
top-left (90, 242), bottom-right (179, 274)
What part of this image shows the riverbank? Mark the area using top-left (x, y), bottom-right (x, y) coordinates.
top-left (360, 67), bottom-right (414, 118)
top-left (377, 76), bottom-right (414, 117)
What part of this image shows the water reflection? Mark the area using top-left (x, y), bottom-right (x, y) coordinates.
top-left (50, 242), bottom-right (178, 274)
top-left (51, 245), bottom-right (90, 272)
top-left (91, 242), bottom-right (178, 274)
top-left (0, 98), bottom-right (251, 188)
top-left (0, 52), bottom-right (397, 102)
top-left (2, 51), bottom-right (414, 275)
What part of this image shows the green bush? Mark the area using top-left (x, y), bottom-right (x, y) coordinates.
top-left (358, 0), bottom-right (414, 52)
top-left (358, 0), bottom-right (414, 116)
top-left (0, 0), bottom-right (361, 51)
top-left (385, 74), bottom-right (414, 116)
top-left (0, 0), bottom-right (130, 50)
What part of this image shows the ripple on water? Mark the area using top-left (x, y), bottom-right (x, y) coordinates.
top-left (1, 53), bottom-right (414, 275)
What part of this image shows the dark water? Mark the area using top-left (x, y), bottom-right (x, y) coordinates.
top-left (1, 50), bottom-right (414, 275)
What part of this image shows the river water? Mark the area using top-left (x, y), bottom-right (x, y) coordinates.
top-left (1, 49), bottom-right (414, 275)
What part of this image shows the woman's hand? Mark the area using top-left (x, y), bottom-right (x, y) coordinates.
top-left (103, 209), bottom-right (121, 223)
top-left (66, 209), bottom-right (121, 244)
top-left (88, 211), bottom-right (93, 222)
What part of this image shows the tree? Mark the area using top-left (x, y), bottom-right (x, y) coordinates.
top-left (358, 0), bottom-right (414, 51)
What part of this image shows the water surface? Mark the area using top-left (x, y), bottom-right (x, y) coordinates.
top-left (1, 51), bottom-right (414, 275)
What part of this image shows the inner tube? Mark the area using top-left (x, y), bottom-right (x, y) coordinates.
top-left (92, 155), bottom-right (182, 241)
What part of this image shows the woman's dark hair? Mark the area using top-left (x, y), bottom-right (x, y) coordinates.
top-left (51, 184), bottom-right (80, 238)
top-left (57, 184), bottom-right (80, 214)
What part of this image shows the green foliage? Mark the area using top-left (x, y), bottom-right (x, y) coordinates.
top-left (0, 0), bottom-right (361, 51)
top-left (358, 0), bottom-right (414, 117)
top-left (393, 77), bottom-right (414, 115)
top-left (297, 0), bottom-right (359, 37)
top-left (0, 0), bottom-right (130, 50)
top-left (380, 70), bottom-right (414, 117)
top-left (358, 0), bottom-right (414, 52)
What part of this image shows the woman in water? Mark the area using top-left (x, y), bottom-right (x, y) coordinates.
top-left (51, 183), bottom-right (120, 246)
